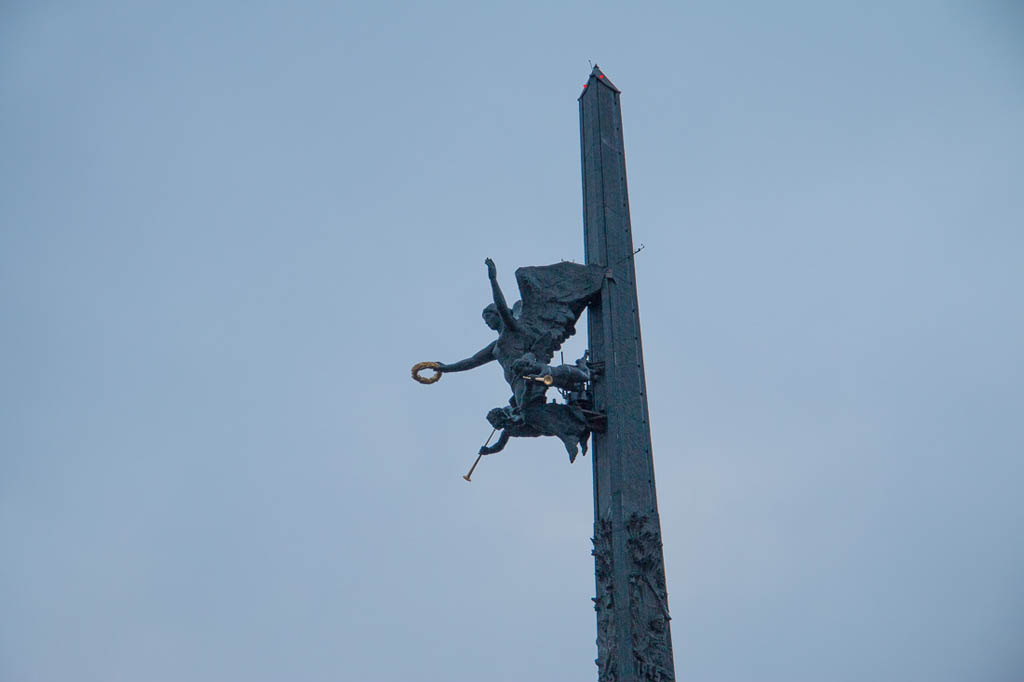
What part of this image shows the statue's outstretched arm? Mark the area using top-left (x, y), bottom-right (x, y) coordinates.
top-left (485, 258), bottom-right (518, 331)
top-left (440, 340), bottom-right (496, 373)
top-left (479, 430), bottom-right (510, 455)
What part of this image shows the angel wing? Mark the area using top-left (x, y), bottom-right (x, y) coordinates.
top-left (514, 262), bottom-right (606, 364)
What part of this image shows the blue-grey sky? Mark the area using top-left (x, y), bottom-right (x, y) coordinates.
top-left (3, 2), bottom-right (1023, 681)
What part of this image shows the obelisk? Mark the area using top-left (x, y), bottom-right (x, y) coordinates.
top-left (580, 65), bottom-right (675, 682)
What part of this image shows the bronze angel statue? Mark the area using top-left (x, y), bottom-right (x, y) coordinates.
top-left (412, 258), bottom-right (607, 464)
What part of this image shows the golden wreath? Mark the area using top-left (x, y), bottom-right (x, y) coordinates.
top-left (411, 361), bottom-right (443, 384)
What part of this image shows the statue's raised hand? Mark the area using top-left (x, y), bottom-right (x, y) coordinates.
top-left (485, 257), bottom-right (497, 280)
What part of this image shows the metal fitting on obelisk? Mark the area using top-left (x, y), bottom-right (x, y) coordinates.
top-left (580, 65), bottom-right (676, 681)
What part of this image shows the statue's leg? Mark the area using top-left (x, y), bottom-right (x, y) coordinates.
top-left (513, 379), bottom-right (527, 411)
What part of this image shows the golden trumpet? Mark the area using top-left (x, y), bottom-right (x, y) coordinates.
top-left (464, 428), bottom-right (497, 482)
top-left (463, 455), bottom-right (483, 482)
top-left (523, 374), bottom-right (554, 386)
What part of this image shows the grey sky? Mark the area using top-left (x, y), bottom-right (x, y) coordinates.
top-left (2, 2), bottom-right (1023, 681)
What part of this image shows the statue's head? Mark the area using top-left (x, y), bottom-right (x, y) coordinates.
top-left (486, 407), bottom-right (512, 429)
top-left (482, 300), bottom-right (523, 331)
top-left (482, 304), bottom-right (501, 331)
